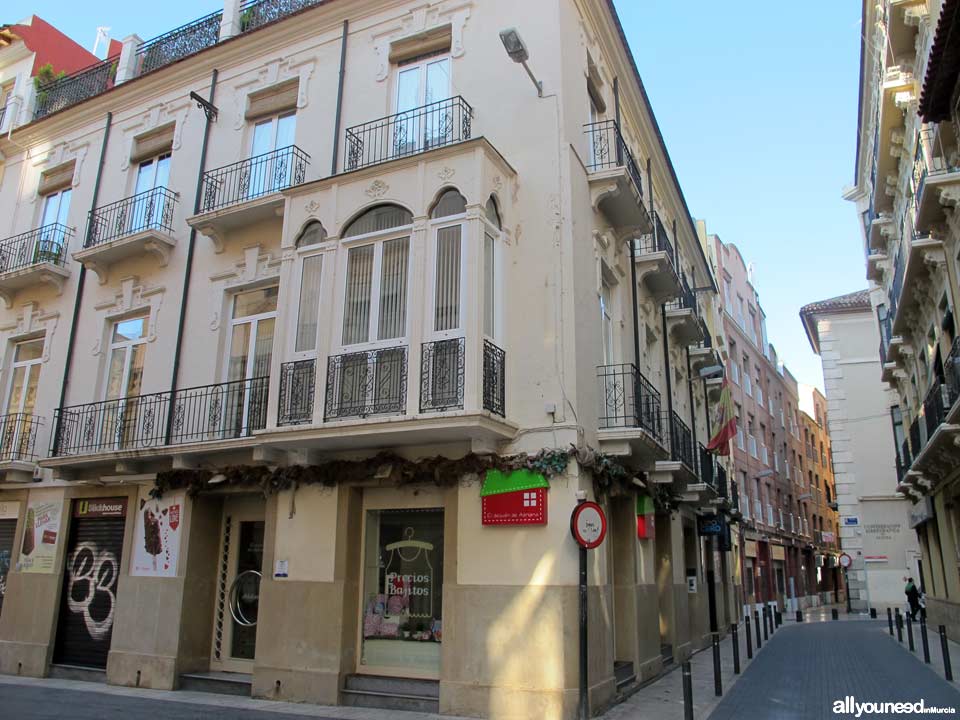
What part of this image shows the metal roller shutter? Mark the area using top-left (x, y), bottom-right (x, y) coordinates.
top-left (0, 518), bottom-right (16, 616)
top-left (53, 514), bottom-right (125, 668)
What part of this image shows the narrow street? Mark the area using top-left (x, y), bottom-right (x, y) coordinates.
top-left (2, 615), bottom-right (959, 719)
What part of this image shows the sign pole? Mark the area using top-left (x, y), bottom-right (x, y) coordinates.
top-left (579, 511), bottom-right (588, 720)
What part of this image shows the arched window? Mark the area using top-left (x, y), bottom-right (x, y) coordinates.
top-left (485, 195), bottom-right (502, 229)
top-left (430, 189), bottom-right (467, 218)
top-left (342, 204), bottom-right (412, 238)
top-left (296, 220), bottom-right (326, 247)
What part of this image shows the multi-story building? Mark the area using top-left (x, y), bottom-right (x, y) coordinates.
top-left (801, 290), bottom-right (919, 611)
top-left (706, 231), bottom-right (842, 614)
top-left (0, 2), bottom-right (736, 718)
top-left (848, 0), bottom-right (960, 635)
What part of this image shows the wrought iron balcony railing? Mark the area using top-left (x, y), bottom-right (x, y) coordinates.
top-left (135, 10), bottom-right (223, 76)
top-left (889, 246), bottom-right (906, 322)
top-left (278, 359), bottom-right (315, 426)
top-left (669, 410), bottom-right (694, 470)
top-left (324, 346), bottom-right (408, 421)
top-left (596, 363), bottom-right (663, 441)
top-left (86, 187), bottom-right (178, 248)
top-left (665, 272), bottom-right (697, 313)
top-left (0, 104), bottom-right (7, 131)
top-left (200, 145), bottom-right (309, 213)
top-left (729, 478), bottom-right (739, 512)
top-left (240, 0), bottom-right (322, 33)
top-left (0, 223), bottom-right (72, 274)
top-left (0, 413), bottom-right (45, 462)
top-left (923, 379), bottom-right (950, 440)
top-left (583, 119), bottom-right (644, 201)
top-left (51, 377), bottom-right (268, 456)
top-left (483, 340), bottom-right (506, 418)
top-left (345, 96), bottom-right (473, 171)
top-left (717, 463), bottom-right (728, 498)
top-left (634, 210), bottom-right (676, 262)
top-left (420, 338), bottom-right (465, 413)
top-left (698, 443), bottom-right (715, 488)
top-left (34, 58), bottom-right (118, 120)
top-left (908, 414), bottom-right (923, 463)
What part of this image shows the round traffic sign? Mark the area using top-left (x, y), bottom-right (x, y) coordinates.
top-left (839, 552), bottom-right (852, 569)
top-left (571, 501), bottom-right (607, 549)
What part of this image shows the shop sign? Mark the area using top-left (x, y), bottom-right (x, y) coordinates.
top-left (131, 488), bottom-right (183, 577)
top-left (909, 497), bottom-right (934, 529)
top-left (636, 496), bottom-right (655, 540)
top-left (822, 531), bottom-right (836, 543)
top-left (744, 540), bottom-right (758, 557)
top-left (571, 501), bottom-right (606, 549)
top-left (771, 545), bottom-right (785, 562)
top-left (843, 516), bottom-right (860, 527)
top-left (19, 498), bottom-right (62, 574)
top-left (697, 514), bottom-right (723, 536)
top-left (75, 497), bottom-right (127, 518)
top-left (481, 469), bottom-right (548, 526)
top-left (864, 555), bottom-right (888, 563)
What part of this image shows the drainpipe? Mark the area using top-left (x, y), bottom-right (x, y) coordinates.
top-left (51, 112), bottom-right (112, 456)
top-left (686, 347), bottom-right (698, 452)
top-left (165, 70), bottom-right (218, 444)
top-left (330, 20), bottom-right (349, 175)
top-left (661, 305), bottom-right (674, 455)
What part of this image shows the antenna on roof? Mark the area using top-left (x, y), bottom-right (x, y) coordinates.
top-left (93, 26), bottom-right (111, 59)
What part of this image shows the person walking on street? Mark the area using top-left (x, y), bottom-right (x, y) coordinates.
top-left (905, 577), bottom-right (921, 621)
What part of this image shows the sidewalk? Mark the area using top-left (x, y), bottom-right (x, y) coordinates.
top-left (881, 614), bottom-right (960, 689)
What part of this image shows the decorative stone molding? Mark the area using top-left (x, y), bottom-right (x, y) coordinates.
top-left (373, 1), bottom-right (472, 82)
top-left (0, 302), bottom-right (60, 369)
top-left (365, 179), bottom-right (390, 199)
top-left (305, 199), bottom-right (321, 215)
top-left (437, 166), bottom-right (456, 182)
top-left (207, 245), bottom-right (281, 331)
top-left (91, 277), bottom-right (165, 355)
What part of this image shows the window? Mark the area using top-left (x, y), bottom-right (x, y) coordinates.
top-left (341, 205), bottom-right (413, 346)
top-left (296, 220), bottom-right (326, 248)
top-left (106, 317), bottom-right (149, 402)
top-left (430, 190), bottom-right (467, 334)
top-left (131, 153), bottom-right (171, 231)
top-left (731, 359), bottom-right (740, 385)
top-left (295, 255), bottom-right (323, 353)
top-left (6, 339), bottom-right (43, 417)
top-left (600, 278), bottom-right (614, 364)
top-left (396, 54), bottom-right (451, 154)
top-left (744, 371), bottom-right (752, 397)
top-left (249, 112), bottom-right (296, 196)
top-left (40, 187), bottom-right (71, 235)
top-left (228, 287), bottom-right (278, 383)
top-left (484, 197), bottom-right (501, 339)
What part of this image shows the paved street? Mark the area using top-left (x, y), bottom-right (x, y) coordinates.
top-left (2, 614), bottom-right (959, 719)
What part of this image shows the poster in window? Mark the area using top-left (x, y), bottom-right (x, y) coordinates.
top-left (19, 496), bottom-right (62, 574)
top-left (131, 488), bottom-right (183, 577)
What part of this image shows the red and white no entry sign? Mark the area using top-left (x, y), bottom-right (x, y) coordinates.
top-left (571, 501), bottom-right (607, 549)
top-left (839, 552), bottom-right (852, 569)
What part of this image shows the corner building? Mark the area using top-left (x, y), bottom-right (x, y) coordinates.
top-left (0, 1), bottom-right (735, 718)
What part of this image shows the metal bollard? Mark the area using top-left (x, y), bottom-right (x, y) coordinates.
top-left (870, 608), bottom-right (878, 619)
top-left (940, 626), bottom-right (954, 682)
top-left (775, 609), bottom-right (782, 627)
top-left (907, 616), bottom-right (916, 651)
top-left (762, 608), bottom-right (769, 641)
top-left (755, 610), bottom-right (762, 649)
top-left (896, 609), bottom-right (904, 643)
top-left (682, 661), bottom-right (694, 720)
top-left (745, 615), bottom-right (753, 659)
top-left (832, 608), bottom-right (839, 621)
top-left (888, 607), bottom-right (894, 636)
top-left (796, 609), bottom-right (803, 623)
top-left (921, 618), bottom-right (931, 664)
top-left (732, 623), bottom-right (741, 674)
top-left (712, 633), bottom-right (722, 697)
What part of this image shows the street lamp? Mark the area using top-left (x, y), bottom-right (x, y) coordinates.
top-left (499, 28), bottom-right (543, 97)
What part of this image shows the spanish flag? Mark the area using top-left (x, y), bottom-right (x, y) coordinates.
top-left (706, 378), bottom-right (736, 455)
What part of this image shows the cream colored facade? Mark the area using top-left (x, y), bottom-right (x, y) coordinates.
top-left (0, 1), bottom-right (734, 718)
top-left (847, 0), bottom-right (960, 627)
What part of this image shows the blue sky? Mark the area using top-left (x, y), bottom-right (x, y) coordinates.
top-left (8, 1), bottom-right (865, 390)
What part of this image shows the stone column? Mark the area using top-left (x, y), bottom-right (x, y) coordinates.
top-left (220, 0), bottom-right (242, 41)
top-left (115, 35), bottom-right (143, 84)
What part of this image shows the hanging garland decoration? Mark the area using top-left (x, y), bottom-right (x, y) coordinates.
top-left (150, 445), bottom-right (649, 502)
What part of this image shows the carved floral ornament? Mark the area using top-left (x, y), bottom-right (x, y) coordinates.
top-left (91, 277), bottom-right (164, 356)
top-left (365, 179), bottom-right (390, 199)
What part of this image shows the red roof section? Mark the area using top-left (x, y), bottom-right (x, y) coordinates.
top-left (6, 15), bottom-right (101, 77)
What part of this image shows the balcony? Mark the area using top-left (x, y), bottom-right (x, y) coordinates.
top-left (0, 413), bottom-right (46, 480)
top-left (691, 442), bottom-right (720, 499)
top-left (688, 318), bottom-right (721, 372)
top-left (49, 377), bottom-right (269, 461)
top-left (906, 367), bottom-right (960, 492)
top-left (324, 346), bottom-right (408, 422)
top-left (890, 232), bottom-right (945, 336)
top-left (631, 211), bottom-right (681, 299)
top-left (189, 145), bottom-right (309, 250)
top-left (871, 62), bottom-right (917, 214)
top-left (664, 273), bottom-right (703, 345)
top-left (868, 210), bottom-right (894, 254)
top-left (33, 58), bottom-right (117, 120)
top-left (277, 359), bottom-right (316, 426)
top-left (345, 96), bottom-right (473, 172)
top-left (866, 247), bottom-right (888, 282)
top-left (596, 363), bottom-right (666, 458)
top-left (134, 10), bottom-right (223, 77)
top-left (0, 224), bottom-right (72, 306)
top-left (583, 120), bottom-right (652, 235)
top-left (913, 125), bottom-right (960, 233)
top-left (75, 187), bottom-right (178, 283)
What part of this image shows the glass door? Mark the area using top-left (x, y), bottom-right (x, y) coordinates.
top-left (225, 287), bottom-right (277, 436)
top-left (131, 154), bottom-right (171, 232)
top-left (38, 189), bottom-right (71, 263)
top-left (360, 508), bottom-right (444, 677)
top-left (3, 339), bottom-right (43, 460)
top-left (104, 317), bottom-right (148, 448)
top-left (395, 57), bottom-right (450, 156)
top-left (249, 113), bottom-right (296, 198)
top-left (211, 497), bottom-right (264, 674)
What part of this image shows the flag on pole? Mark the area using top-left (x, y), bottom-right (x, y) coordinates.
top-left (706, 377), bottom-right (736, 455)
